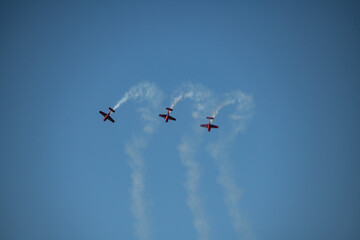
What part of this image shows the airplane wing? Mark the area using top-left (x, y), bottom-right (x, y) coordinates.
top-left (99, 111), bottom-right (107, 117)
top-left (210, 124), bottom-right (218, 129)
top-left (159, 114), bottom-right (167, 119)
top-left (200, 124), bottom-right (209, 128)
top-left (107, 116), bottom-right (115, 123)
top-left (168, 115), bottom-right (176, 121)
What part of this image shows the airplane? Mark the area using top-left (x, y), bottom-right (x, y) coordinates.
top-left (99, 107), bottom-right (115, 123)
top-left (159, 107), bottom-right (176, 122)
top-left (200, 117), bottom-right (219, 132)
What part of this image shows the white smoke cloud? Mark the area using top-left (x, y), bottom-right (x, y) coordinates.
top-left (212, 91), bottom-right (253, 118)
top-left (113, 82), bottom-right (254, 240)
top-left (113, 82), bottom-right (160, 110)
top-left (170, 84), bottom-right (213, 240)
top-left (207, 90), bottom-right (254, 240)
top-left (170, 83), bottom-right (212, 119)
top-left (211, 99), bottom-right (235, 118)
top-left (125, 137), bottom-right (150, 240)
top-left (178, 136), bottom-right (210, 240)
top-left (208, 141), bottom-right (253, 240)
top-left (113, 81), bottom-right (163, 133)
top-left (172, 84), bottom-right (254, 240)
top-left (116, 82), bottom-right (163, 240)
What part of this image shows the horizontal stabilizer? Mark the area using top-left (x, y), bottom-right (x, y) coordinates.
top-left (206, 117), bottom-right (214, 119)
top-left (166, 107), bottom-right (173, 111)
top-left (109, 107), bottom-right (115, 112)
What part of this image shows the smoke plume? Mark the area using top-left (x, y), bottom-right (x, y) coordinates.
top-left (178, 136), bottom-right (210, 240)
top-left (126, 137), bottom-right (150, 240)
top-left (171, 84), bottom-right (213, 240)
top-left (113, 82), bottom-right (160, 110)
top-left (208, 90), bottom-right (254, 240)
top-left (114, 82), bottom-right (254, 240)
top-left (116, 82), bottom-right (163, 240)
top-left (170, 84), bottom-right (212, 117)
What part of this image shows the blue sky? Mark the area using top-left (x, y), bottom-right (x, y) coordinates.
top-left (1, 1), bottom-right (360, 240)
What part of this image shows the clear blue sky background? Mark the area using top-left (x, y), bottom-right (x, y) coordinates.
top-left (1, 1), bottom-right (359, 240)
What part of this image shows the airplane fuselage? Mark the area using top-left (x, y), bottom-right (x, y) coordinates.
top-left (165, 109), bottom-right (170, 122)
top-left (200, 117), bottom-right (218, 132)
top-left (159, 107), bottom-right (176, 123)
top-left (103, 111), bottom-right (112, 121)
top-left (99, 107), bottom-right (115, 123)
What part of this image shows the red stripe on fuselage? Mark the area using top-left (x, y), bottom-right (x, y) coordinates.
top-left (165, 109), bottom-right (170, 122)
top-left (104, 110), bottom-right (112, 121)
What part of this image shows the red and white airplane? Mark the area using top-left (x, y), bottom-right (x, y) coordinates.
top-left (200, 117), bottom-right (219, 132)
top-left (159, 107), bottom-right (176, 122)
top-left (99, 107), bottom-right (115, 123)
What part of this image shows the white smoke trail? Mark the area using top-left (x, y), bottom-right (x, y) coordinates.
top-left (170, 84), bottom-right (212, 117)
top-left (208, 90), bottom-right (254, 240)
top-left (113, 82), bottom-right (159, 110)
top-left (113, 81), bottom-right (162, 133)
top-left (116, 82), bottom-right (163, 240)
top-left (211, 99), bottom-right (235, 118)
top-left (125, 137), bottom-right (149, 240)
top-left (170, 83), bottom-right (213, 240)
top-left (178, 136), bottom-right (210, 240)
top-left (209, 142), bottom-right (253, 240)
top-left (211, 91), bottom-right (253, 119)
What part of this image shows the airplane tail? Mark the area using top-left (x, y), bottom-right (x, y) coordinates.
top-left (206, 117), bottom-right (214, 119)
top-left (166, 107), bottom-right (173, 111)
top-left (109, 107), bottom-right (115, 113)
